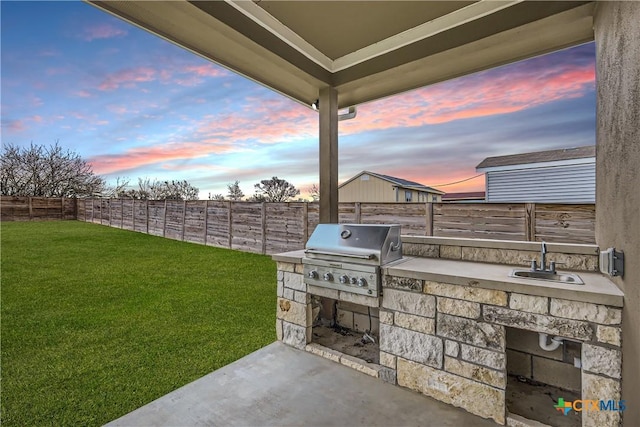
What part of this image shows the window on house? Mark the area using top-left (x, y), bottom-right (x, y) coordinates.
top-left (405, 191), bottom-right (413, 202)
top-left (431, 195), bottom-right (438, 202)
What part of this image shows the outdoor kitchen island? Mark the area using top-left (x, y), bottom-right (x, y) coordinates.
top-left (273, 235), bottom-right (624, 427)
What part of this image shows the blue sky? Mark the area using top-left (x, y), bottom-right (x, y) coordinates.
top-left (1, 1), bottom-right (596, 199)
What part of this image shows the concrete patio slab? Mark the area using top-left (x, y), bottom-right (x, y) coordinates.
top-left (106, 341), bottom-right (497, 426)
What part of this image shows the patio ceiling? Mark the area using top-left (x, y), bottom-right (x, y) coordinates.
top-left (88, 1), bottom-right (595, 110)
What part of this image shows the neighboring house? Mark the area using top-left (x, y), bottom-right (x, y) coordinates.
top-left (338, 171), bottom-right (444, 203)
top-left (476, 146), bottom-right (595, 203)
top-left (442, 191), bottom-right (486, 203)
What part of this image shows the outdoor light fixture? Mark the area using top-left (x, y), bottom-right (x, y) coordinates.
top-left (311, 99), bottom-right (319, 110)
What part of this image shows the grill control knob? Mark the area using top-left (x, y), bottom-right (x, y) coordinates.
top-left (323, 273), bottom-right (333, 281)
top-left (308, 270), bottom-right (318, 279)
top-left (339, 275), bottom-right (349, 284)
top-left (351, 277), bottom-right (358, 285)
top-left (357, 278), bottom-right (367, 287)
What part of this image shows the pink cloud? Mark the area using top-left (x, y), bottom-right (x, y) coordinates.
top-left (3, 119), bottom-right (25, 132)
top-left (82, 24), bottom-right (127, 41)
top-left (174, 76), bottom-right (205, 87)
top-left (98, 67), bottom-right (156, 91)
top-left (73, 90), bottom-right (92, 98)
top-left (89, 142), bottom-right (238, 175)
top-left (183, 64), bottom-right (227, 78)
top-left (172, 59), bottom-right (594, 154)
top-left (192, 104), bottom-right (315, 145)
top-left (106, 105), bottom-right (131, 115)
top-left (168, 64), bottom-right (228, 86)
top-left (88, 57), bottom-right (594, 177)
top-left (339, 63), bottom-right (595, 134)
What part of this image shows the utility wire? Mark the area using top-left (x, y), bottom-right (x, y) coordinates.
top-left (431, 173), bottom-right (484, 187)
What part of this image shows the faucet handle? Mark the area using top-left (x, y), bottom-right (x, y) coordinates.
top-left (548, 261), bottom-right (565, 273)
top-left (525, 259), bottom-right (538, 270)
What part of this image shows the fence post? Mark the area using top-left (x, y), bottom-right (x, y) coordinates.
top-left (525, 203), bottom-right (536, 241)
top-left (227, 201), bottom-right (233, 249)
top-left (181, 200), bottom-right (187, 241)
top-left (261, 202), bottom-right (267, 255)
top-left (303, 202), bottom-right (309, 241)
top-left (355, 202), bottom-right (361, 224)
top-left (425, 202), bottom-right (433, 236)
top-left (61, 197), bottom-right (65, 219)
top-left (203, 200), bottom-right (209, 245)
top-left (145, 200), bottom-right (149, 234)
top-left (28, 197), bottom-right (33, 220)
top-left (162, 200), bottom-right (167, 237)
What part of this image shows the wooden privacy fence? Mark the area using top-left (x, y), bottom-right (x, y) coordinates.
top-left (0, 196), bottom-right (77, 221)
top-left (76, 199), bottom-right (595, 254)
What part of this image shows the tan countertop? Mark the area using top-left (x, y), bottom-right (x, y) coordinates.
top-left (272, 250), bottom-right (305, 264)
top-left (385, 257), bottom-right (623, 307)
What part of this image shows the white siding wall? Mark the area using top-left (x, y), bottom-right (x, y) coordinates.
top-left (486, 163), bottom-right (595, 203)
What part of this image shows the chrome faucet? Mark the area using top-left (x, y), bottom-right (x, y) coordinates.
top-left (530, 241), bottom-right (556, 274)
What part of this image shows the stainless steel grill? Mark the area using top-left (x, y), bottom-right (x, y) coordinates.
top-left (303, 224), bottom-right (403, 297)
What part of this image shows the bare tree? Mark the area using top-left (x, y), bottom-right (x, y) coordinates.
top-left (308, 183), bottom-right (320, 201)
top-left (253, 176), bottom-right (300, 202)
top-left (101, 177), bottom-right (130, 198)
top-left (246, 193), bottom-right (266, 202)
top-left (0, 142), bottom-right (105, 197)
top-left (209, 193), bottom-right (225, 201)
top-left (226, 180), bottom-right (244, 200)
top-left (158, 180), bottom-right (199, 200)
top-left (120, 178), bottom-right (199, 200)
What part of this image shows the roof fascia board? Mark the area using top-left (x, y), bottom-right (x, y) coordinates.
top-left (332, 0), bottom-right (523, 72)
top-left (358, 171), bottom-right (445, 195)
top-left (225, 0), bottom-right (333, 71)
top-left (337, 170), bottom-right (369, 189)
top-left (478, 157), bottom-right (595, 173)
top-left (395, 185), bottom-right (446, 195)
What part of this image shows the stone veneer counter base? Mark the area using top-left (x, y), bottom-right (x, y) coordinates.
top-left (273, 238), bottom-right (624, 426)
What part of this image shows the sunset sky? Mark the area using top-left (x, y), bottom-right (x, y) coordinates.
top-left (1, 1), bottom-right (596, 199)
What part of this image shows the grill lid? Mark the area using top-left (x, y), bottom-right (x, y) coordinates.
top-left (304, 224), bottom-right (402, 266)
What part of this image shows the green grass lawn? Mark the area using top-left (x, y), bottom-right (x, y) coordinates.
top-left (1, 221), bottom-right (276, 426)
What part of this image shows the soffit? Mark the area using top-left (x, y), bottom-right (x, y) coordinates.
top-left (87, 1), bottom-right (595, 109)
top-left (251, 1), bottom-right (475, 60)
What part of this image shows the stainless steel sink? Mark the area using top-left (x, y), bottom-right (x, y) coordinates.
top-left (509, 269), bottom-right (584, 285)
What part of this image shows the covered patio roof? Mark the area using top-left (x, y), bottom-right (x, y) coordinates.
top-left (89, 1), bottom-right (594, 110)
top-left (87, 0), bottom-right (596, 223)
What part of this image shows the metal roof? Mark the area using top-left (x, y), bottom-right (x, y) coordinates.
top-left (476, 145), bottom-right (595, 170)
top-left (87, 1), bottom-right (595, 110)
top-left (442, 191), bottom-right (486, 201)
top-left (339, 171), bottom-right (445, 195)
